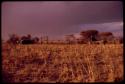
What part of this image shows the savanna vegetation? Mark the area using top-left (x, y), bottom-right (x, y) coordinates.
top-left (2, 30), bottom-right (123, 83)
top-left (2, 43), bottom-right (123, 83)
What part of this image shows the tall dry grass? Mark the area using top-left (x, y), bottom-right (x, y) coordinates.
top-left (2, 43), bottom-right (123, 83)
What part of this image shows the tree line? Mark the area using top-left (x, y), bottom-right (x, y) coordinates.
top-left (65, 30), bottom-right (123, 44)
top-left (4, 30), bottom-right (123, 44)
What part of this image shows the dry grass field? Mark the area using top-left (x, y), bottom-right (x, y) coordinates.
top-left (2, 43), bottom-right (123, 83)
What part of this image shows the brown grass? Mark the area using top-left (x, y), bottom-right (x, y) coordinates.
top-left (2, 43), bottom-right (123, 83)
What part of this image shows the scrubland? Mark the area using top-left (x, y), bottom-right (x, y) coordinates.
top-left (2, 43), bottom-right (123, 83)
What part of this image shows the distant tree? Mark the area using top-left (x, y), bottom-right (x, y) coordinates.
top-left (21, 34), bottom-right (32, 40)
top-left (99, 32), bottom-right (113, 37)
top-left (116, 36), bottom-right (123, 44)
top-left (80, 30), bottom-right (99, 43)
top-left (32, 37), bottom-right (39, 43)
top-left (27, 34), bottom-right (31, 40)
top-left (20, 34), bottom-right (34, 44)
top-left (21, 36), bottom-right (26, 40)
top-left (99, 32), bottom-right (114, 43)
top-left (7, 34), bottom-right (20, 44)
top-left (76, 38), bottom-right (84, 44)
top-left (65, 34), bottom-right (76, 44)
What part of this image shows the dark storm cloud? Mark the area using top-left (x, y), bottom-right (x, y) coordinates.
top-left (2, 1), bottom-right (123, 40)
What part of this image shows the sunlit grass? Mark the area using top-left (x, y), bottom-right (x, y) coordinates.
top-left (2, 43), bottom-right (123, 83)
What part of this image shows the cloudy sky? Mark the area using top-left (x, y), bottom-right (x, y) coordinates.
top-left (2, 1), bottom-right (123, 40)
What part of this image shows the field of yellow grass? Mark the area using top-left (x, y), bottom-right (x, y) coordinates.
top-left (2, 43), bottom-right (123, 83)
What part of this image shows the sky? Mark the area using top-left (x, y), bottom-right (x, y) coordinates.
top-left (2, 1), bottom-right (123, 40)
